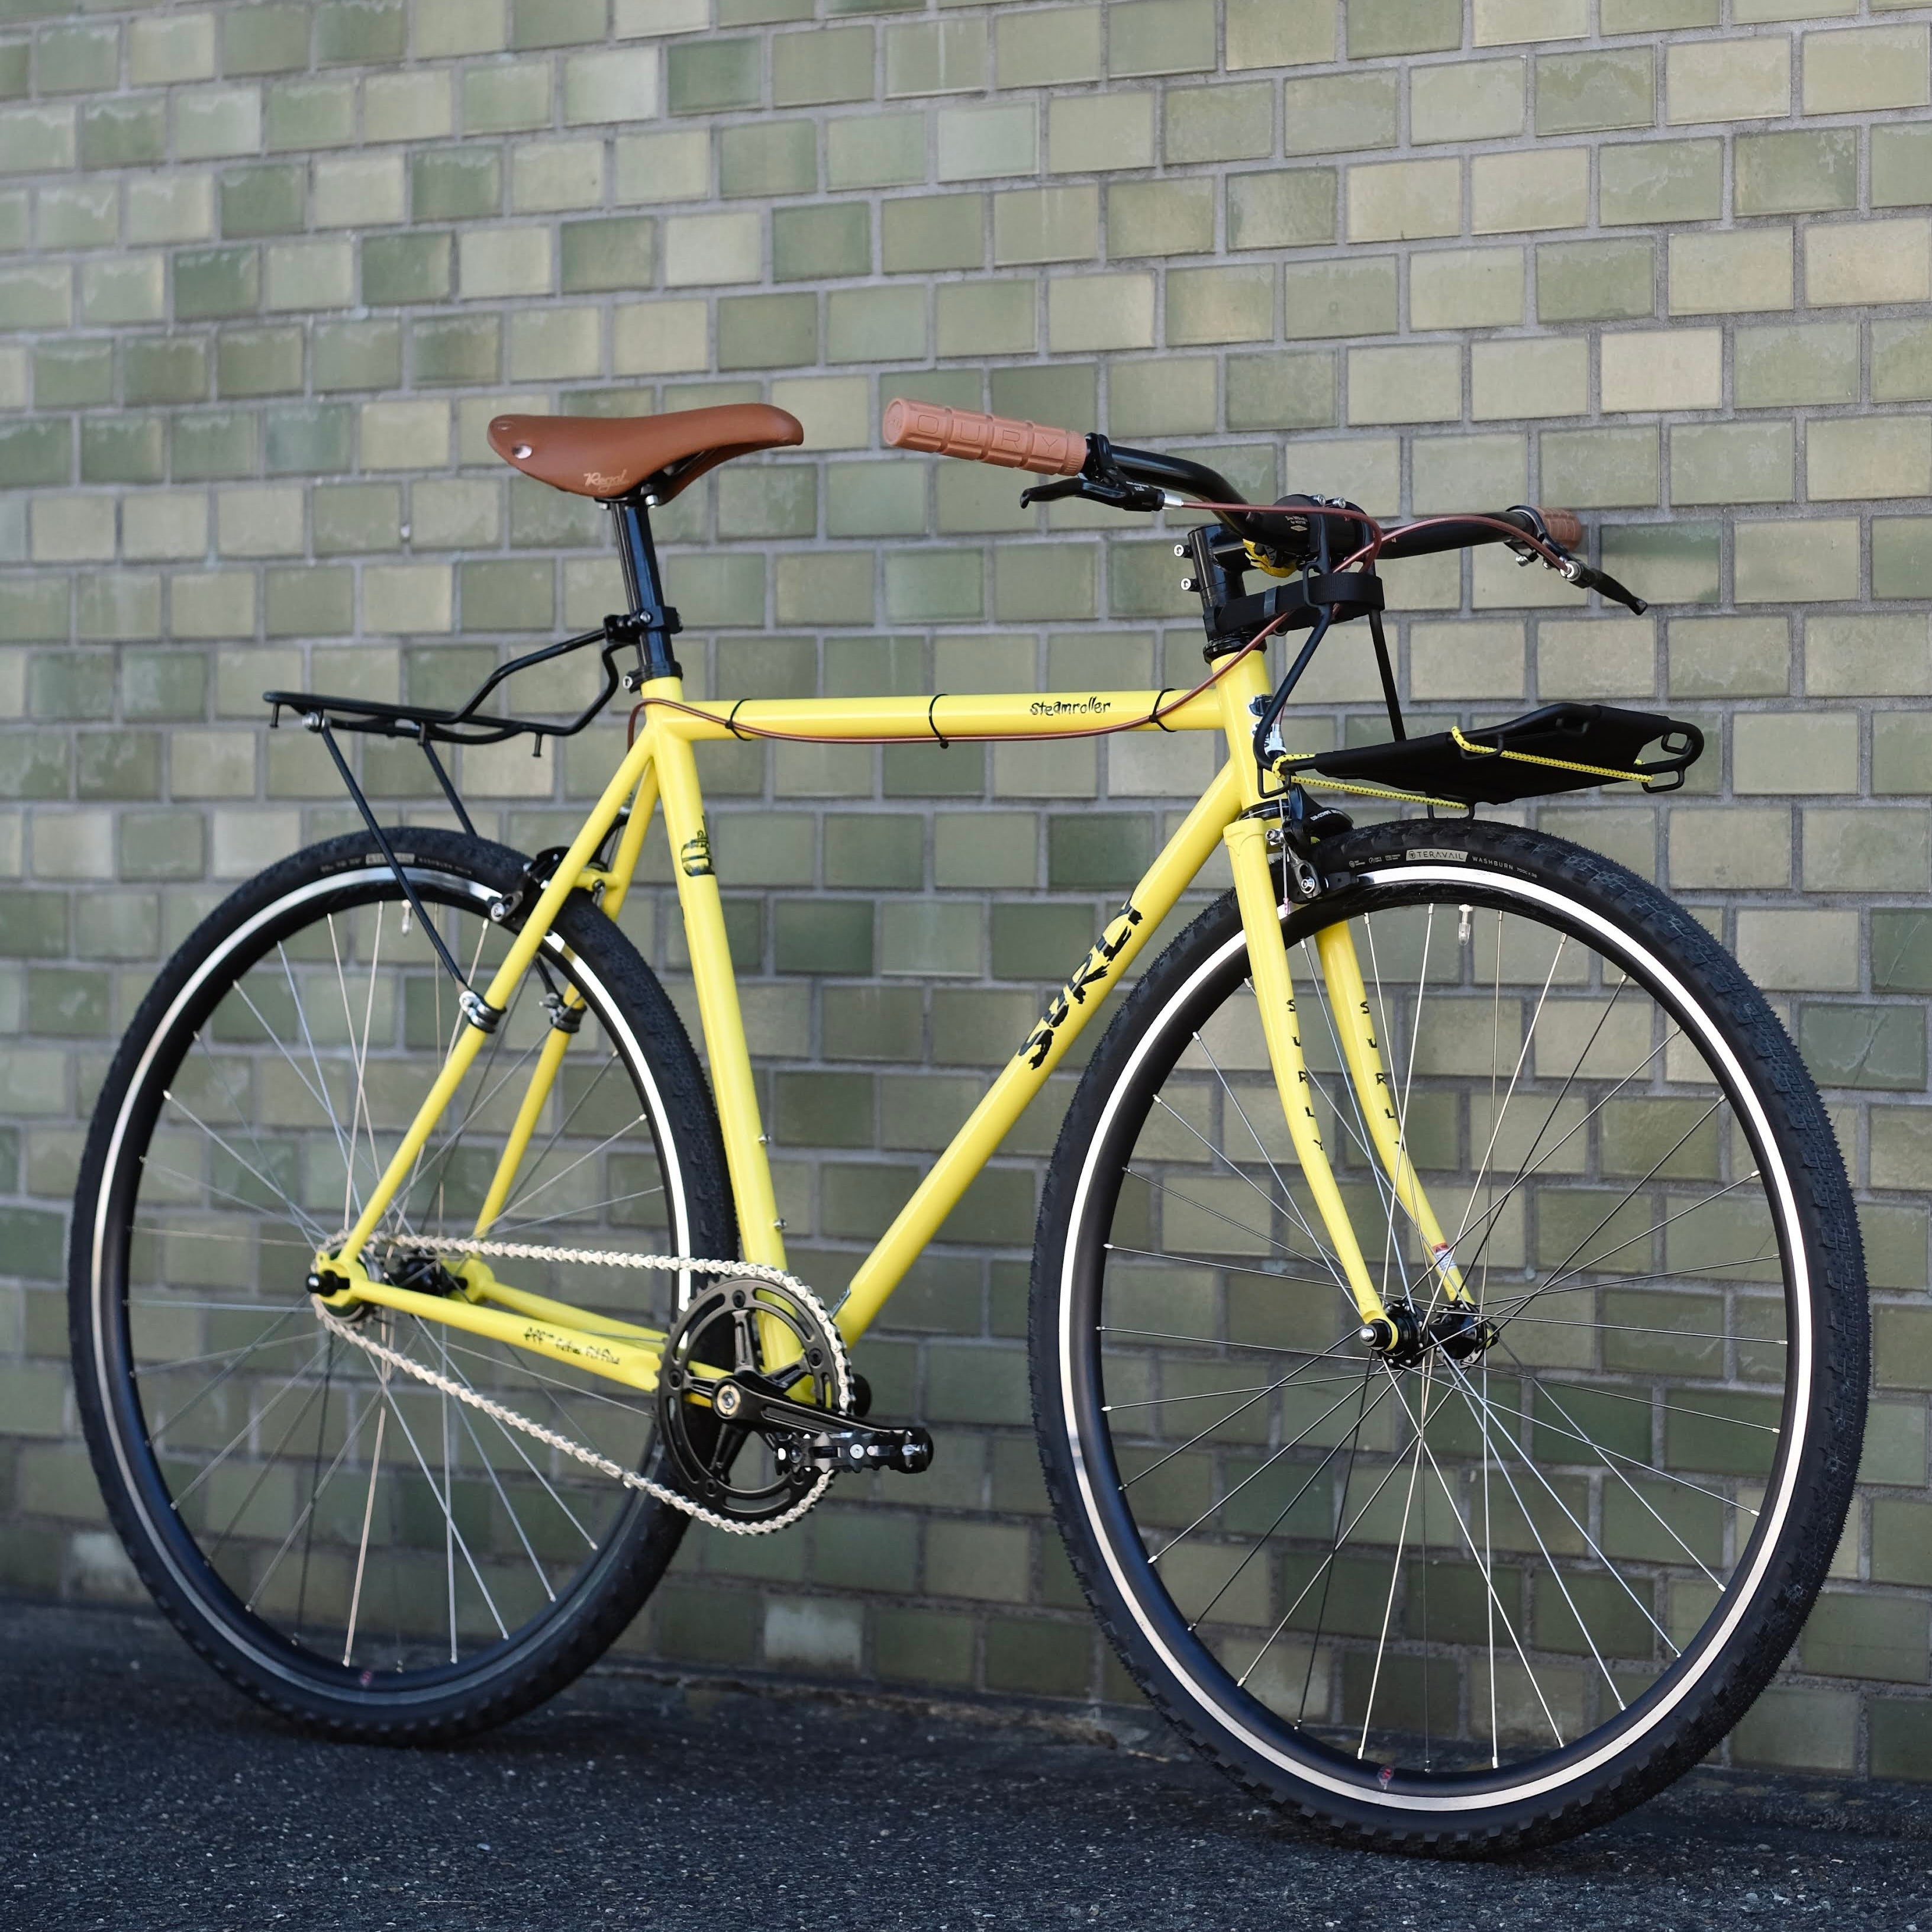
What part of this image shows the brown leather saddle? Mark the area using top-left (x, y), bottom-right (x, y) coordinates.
top-left (487, 402), bottom-right (802, 503)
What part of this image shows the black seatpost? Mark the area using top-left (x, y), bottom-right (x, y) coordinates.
top-left (610, 496), bottom-right (683, 682)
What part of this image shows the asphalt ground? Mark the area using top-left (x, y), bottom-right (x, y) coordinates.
top-left (5, 1599), bottom-right (1932, 1931)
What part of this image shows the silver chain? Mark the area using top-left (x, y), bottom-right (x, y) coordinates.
top-left (311, 1234), bottom-right (850, 1538)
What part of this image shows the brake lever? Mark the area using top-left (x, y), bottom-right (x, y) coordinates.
top-left (1020, 434), bottom-right (1167, 514)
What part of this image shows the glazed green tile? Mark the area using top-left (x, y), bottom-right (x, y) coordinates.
top-left (938, 102), bottom-right (1037, 182)
top-left (33, 341), bottom-right (109, 408)
top-left (76, 573), bottom-right (162, 642)
top-left (124, 650), bottom-right (208, 721)
top-left (882, 194), bottom-right (980, 273)
top-left (825, 463), bottom-right (925, 537)
top-left (363, 232), bottom-right (453, 306)
top-left (313, 318), bottom-right (400, 390)
top-left (460, 558), bottom-right (553, 631)
top-left (720, 0), bottom-right (814, 21)
top-left (991, 363), bottom-right (1095, 428)
top-left (886, 549), bottom-right (982, 622)
top-left (79, 98), bottom-right (165, 170)
top-left (80, 417), bottom-right (165, 485)
top-left (772, 26), bottom-right (874, 108)
top-left (265, 565), bottom-right (353, 637)
top-left (78, 733), bottom-right (161, 801)
top-left (1225, 350), bottom-right (1337, 430)
top-left (0, 43), bottom-right (27, 100)
top-left (463, 60), bottom-right (551, 136)
top-left (828, 285), bottom-right (925, 363)
top-left (717, 292), bottom-right (816, 371)
top-left (316, 0), bottom-right (405, 62)
top-left (774, 204), bottom-right (870, 283)
top-left (1600, 138), bottom-right (1721, 227)
top-left (1282, 256), bottom-right (1396, 339)
top-left (1536, 50), bottom-right (1653, 136)
top-left (1873, 123), bottom-right (1932, 211)
top-left (994, 185), bottom-right (1097, 265)
top-left (413, 150), bottom-right (501, 222)
top-left (220, 165), bottom-right (305, 240)
top-left (1282, 72), bottom-right (1398, 156)
top-left (1109, 0), bottom-right (1212, 77)
top-left (1536, 238), bottom-right (1654, 323)
top-left (28, 649), bottom-right (111, 719)
top-left (35, 23), bottom-right (117, 95)
top-left (171, 410), bottom-right (258, 481)
top-left (1600, 522), bottom-right (1718, 607)
top-left (0, 420), bottom-right (66, 487)
top-left (312, 483), bottom-right (395, 559)
top-left (885, 17), bottom-right (985, 98)
top-left (668, 38), bottom-right (760, 115)
top-left (721, 120), bottom-right (817, 199)
top-left (34, 181), bottom-right (115, 249)
top-left (560, 215), bottom-right (654, 293)
top-left (217, 326), bottom-right (303, 399)
top-left (827, 112), bottom-right (925, 191)
top-left (1228, 169), bottom-right (1336, 251)
top-left (1109, 356), bottom-right (1214, 436)
top-left (937, 279), bottom-right (1033, 357)
top-left (995, 5), bottom-right (1098, 86)
top-left (264, 79), bottom-right (356, 152)
top-left (1738, 321), bottom-right (1857, 408)
top-left (1346, 0), bottom-right (1459, 59)
top-left (509, 0), bottom-right (605, 49)
top-left (1875, 518), bottom-right (1932, 601)
top-left (1108, 179), bottom-right (1213, 258)
top-left (404, 315), bottom-right (497, 391)
top-left (825, 0), bottom-right (921, 15)
top-left (718, 465), bottom-right (818, 540)
top-left (1165, 80), bottom-right (1272, 165)
top-left (221, 3), bottom-right (309, 75)
top-left (0, 579), bottom-right (67, 642)
top-left (0, 264), bottom-right (67, 328)
top-left (265, 401), bottom-right (352, 474)
top-left (1736, 130), bottom-right (1856, 218)
top-left (173, 246), bottom-right (260, 322)
top-left (1601, 0), bottom-right (1714, 25)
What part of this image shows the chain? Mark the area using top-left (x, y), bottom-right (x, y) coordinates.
top-left (310, 1233), bottom-right (849, 1537)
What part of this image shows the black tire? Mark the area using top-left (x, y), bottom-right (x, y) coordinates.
top-left (1031, 818), bottom-right (1866, 1854)
top-left (70, 827), bottom-right (734, 1741)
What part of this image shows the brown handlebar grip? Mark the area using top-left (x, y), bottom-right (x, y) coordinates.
top-left (1539, 508), bottom-right (1583, 550)
top-left (882, 399), bottom-right (1086, 476)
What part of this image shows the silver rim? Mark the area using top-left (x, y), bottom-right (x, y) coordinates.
top-left (1060, 865), bottom-right (1812, 1812)
top-left (88, 863), bottom-right (692, 1694)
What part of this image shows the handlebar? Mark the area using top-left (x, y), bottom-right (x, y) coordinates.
top-left (883, 405), bottom-right (1640, 612)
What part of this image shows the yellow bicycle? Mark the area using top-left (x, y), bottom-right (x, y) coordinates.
top-left (70, 400), bottom-right (1865, 1853)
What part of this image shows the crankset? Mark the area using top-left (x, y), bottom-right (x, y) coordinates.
top-left (657, 1278), bottom-right (933, 1524)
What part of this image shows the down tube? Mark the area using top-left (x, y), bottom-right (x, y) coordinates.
top-left (836, 763), bottom-right (1243, 1345)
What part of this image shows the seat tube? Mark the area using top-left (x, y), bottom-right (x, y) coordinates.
top-left (650, 715), bottom-right (786, 1269)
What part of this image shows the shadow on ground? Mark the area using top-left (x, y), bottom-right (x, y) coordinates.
top-left (3, 1599), bottom-right (1928, 1930)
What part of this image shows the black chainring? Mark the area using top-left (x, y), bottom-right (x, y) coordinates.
top-left (656, 1279), bottom-right (846, 1522)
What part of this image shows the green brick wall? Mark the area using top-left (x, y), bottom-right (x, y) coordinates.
top-left (3, 0), bottom-right (1932, 1775)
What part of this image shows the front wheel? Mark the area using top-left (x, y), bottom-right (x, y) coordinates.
top-left (1031, 818), bottom-right (1866, 1854)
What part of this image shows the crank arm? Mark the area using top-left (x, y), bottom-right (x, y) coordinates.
top-left (707, 1377), bottom-right (935, 1475)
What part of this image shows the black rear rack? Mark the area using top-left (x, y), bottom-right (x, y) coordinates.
top-left (263, 609), bottom-right (676, 749)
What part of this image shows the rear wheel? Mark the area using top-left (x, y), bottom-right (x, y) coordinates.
top-left (70, 828), bottom-right (733, 1740)
top-left (1032, 818), bottom-right (1865, 1853)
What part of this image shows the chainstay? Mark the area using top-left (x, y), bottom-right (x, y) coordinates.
top-left (310, 1234), bottom-right (849, 1537)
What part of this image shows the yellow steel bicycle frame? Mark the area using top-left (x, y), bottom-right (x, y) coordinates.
top-left (321, 660), bottom-right (1454, 1377)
